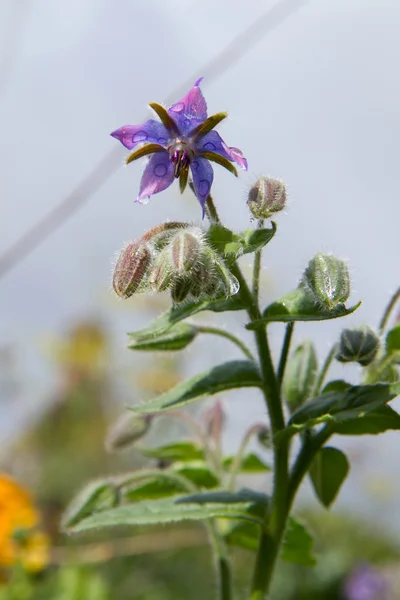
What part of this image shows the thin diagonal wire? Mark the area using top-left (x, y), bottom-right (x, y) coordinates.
top-left (0, 0), bottom-right (309, 280)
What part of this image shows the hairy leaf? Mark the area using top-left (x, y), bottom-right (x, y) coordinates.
top-left (62, 480), bottom-right (119, 529)
top-left (247, 286), bottom-right (361, 329)
top-left (66, 495), bottom-right (258, 533)
top-left (129, 296), bottom-right (245, 342)
top-left (128, 323), bottom-right (198, 351)
top-left (132, 361), bottom-right (262, 414)
top-left (290, 382), bottom-right (400, 425)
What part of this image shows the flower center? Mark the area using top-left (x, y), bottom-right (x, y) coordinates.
top-left (168, 140), bottom-right (194, 178)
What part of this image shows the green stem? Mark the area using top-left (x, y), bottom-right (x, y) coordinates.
top-left (204, 191), bottom-right (221, 224)
top-left (252, 220), bottom-right (264, 300)
top-left (311, 343), bottom-right (337, 397)
top-left (203, 190), bottom-right (288, 598)
top-left (227, 424), bottom-right (265, 490)
top-left (230, 263), bottom-right (289, 599)
top-left (277, 322), bottom-right (295, 386)
top-left (208, 521), bottom-right (233, 600)
top-left (196, 325), bottom-right (255, 362)
top-left (379, 286), bottom-right (400, 334)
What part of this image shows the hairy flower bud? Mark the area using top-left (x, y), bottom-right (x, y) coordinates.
top-left (302, 253), bottom-right (350, 310)
top-left (247, 176), bottom-right (286, 220)
top-left (336, 326), bottom-right (380, 366)
top-left (171, 277), bottom-right (194, 303)
top-left (113, 242), bottom-right (152, 298)
top-left (105, 413), bottom-right (152, 453)
top-left (149, 257), bottom-right (173, 292)
top-left (171, 230), bottom-right (202, 273)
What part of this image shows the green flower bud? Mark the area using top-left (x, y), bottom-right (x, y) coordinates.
top-left (283, 341), bottom-right (318, 408)
top-left (336, 326), bottom-right (380, 366)
top-left (302, 253), bottom-right (350, 310)
top-left (247, 176), bottom-right (286, 220)
top-left (171, 230), bottom-right (202, 274)
top-left (149, 257), bottom-right (173, 292)
top-left (105, 413), bottom-right (152, 453)
top-left (171, 277), bottom-right (194, 303)
top-left (113, 242), bottom-right (152, 298)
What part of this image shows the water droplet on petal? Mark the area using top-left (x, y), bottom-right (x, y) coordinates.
top-left (199, 179), bottom-right (210, 197)
top-left (132, 131), bottom-right (148, 143)
top-left (154, 164), bottom-right (167, 178)
top-left (170, 102), bottom-right (185, 113)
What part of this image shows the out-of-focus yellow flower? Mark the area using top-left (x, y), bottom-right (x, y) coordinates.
top-left (0, 475), bottom-right (49, 573)
top-left (45, 322), bottom-right (107, 377)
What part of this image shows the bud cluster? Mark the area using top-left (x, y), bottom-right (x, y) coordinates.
top-left (113, 222), bottom-right (239, 304)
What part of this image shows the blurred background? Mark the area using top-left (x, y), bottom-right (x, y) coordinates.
top-left (0, 0), bottom-right (399, 597)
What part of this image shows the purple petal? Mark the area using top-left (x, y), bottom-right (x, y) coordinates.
top-left (111, 119), bottom-right (170, 150)
top-left (137, 150), bottom-right (174, 204)
top-left (196, 131), bottom-right (232, 160)
top-left (168, 78), bottom-right (207, 135)
top-left (190, 157), bottom-right (214, 214)
top-left (223, 143), bottom-right (248, 171)
top-left (197, 131), bottom-right (248, 171)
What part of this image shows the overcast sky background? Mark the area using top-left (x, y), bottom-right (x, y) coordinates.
top-left (0, 0), bottom-right (399, 529)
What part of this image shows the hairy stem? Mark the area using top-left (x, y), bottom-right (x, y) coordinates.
top-left (230, 263), bottom-right (289, 599)
top-left (311, 343), bottom-right (337, 397)
top-left (379, 286), bottom-right (400, 334)
top-left (202, 189), bottom-right (288, 598)
top-left (196, 325), bottom-right (255, 362)
top-left (252, 220), bottom-right (264, 300)
top-left (277, 322), bottom-right (295, 386)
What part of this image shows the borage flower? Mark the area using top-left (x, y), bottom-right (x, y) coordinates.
top-left (111, 78), bottom-right (247, 215)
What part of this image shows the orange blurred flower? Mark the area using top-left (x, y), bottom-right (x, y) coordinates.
top-left (0, 475), bottom-right (49, 573)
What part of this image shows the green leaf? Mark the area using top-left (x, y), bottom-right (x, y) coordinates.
top-left (290, 382), bottom-right (400, 426)
top-left (309, 447), bottom-right (349, 508)
top-left (281, 517), bottom-right (316, 566)
top-left (62, 480), bottom-right (119, 529)
top-left (225, 521), bottom-right (260, 551)
top-left (239, 223), bottom-right (277, 254)
top-left (66, 494), bottom-right (258, 533)
top-left (207, 223), bottom-right (276, 260)
top-left (123, 478), bottom-right (186, 502)
top-left (132, 360), bottom-right (262, 415)
top-left (128, 322), bottom-right (198, 351)
top-left (283, 341), bottom-right (318, 408)
top-left (321, 380), bottom-right (352, 394)
top-left (334, 405), bottom-right (400, 435)
top-left (207, 225), bottom-right (243, 258)
top-left (176, 488), bottom-right (268, 518)
top-left (247, 286), bottom-right (361, 329)
top-left (223, 453), bottom-right (271, 473)
top-left (138, 441), bottom-right (205, 462)
top-left (386, 324), bottom-right (400, 362)
top-left (129, 296), bottom-right (245, 342)
top-left (172, 461), bottom-right (219, 488)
